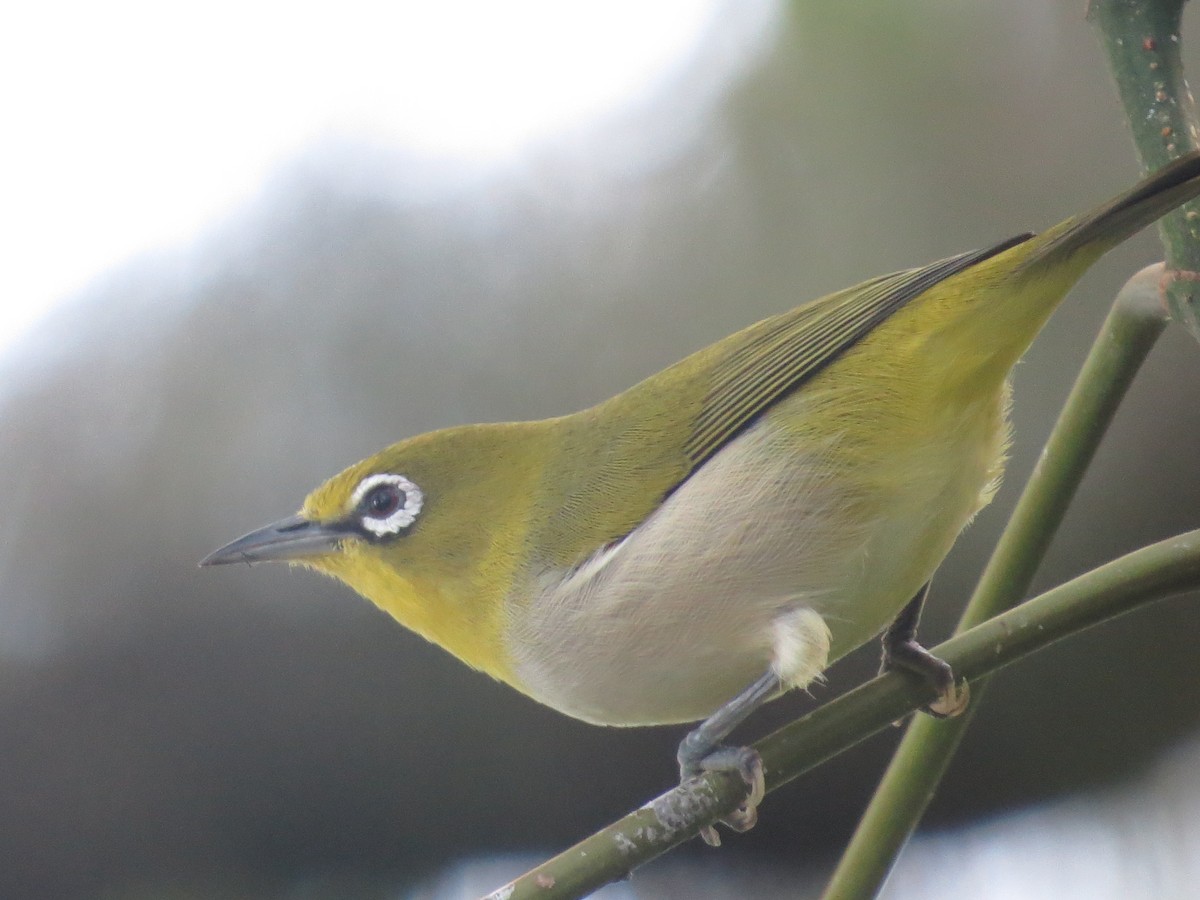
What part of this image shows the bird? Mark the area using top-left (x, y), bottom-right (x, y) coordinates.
top-left (203, 151), bottom-right (1200, 845)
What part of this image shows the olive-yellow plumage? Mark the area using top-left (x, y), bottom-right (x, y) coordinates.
top-left (204, 152), bottom-right (1200, 837)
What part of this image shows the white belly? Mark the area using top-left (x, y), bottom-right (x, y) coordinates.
top-left (506, 387), bottom-right (1007, 726)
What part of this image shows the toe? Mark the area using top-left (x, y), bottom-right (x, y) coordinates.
top-left (681, 744), bottom-right (765, 846)
top-left (722, 802), bottom-right (758, 833)
top-left (925, 678), bottom-right (970, 718)
top-left (735, 749), bottom-right (765, 808)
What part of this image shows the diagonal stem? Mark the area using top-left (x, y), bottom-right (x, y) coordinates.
top-left (819, 264), bottom-right (1168, 899)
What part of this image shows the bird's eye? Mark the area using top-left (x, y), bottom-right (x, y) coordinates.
top-left (350, 473), bottom-right (423, 537)
top-left (363, 483), bottom-right (403, 517)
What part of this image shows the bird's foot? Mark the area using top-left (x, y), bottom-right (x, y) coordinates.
top-left (674, 670), bottom-right (778, 845)
top-left (678, 742), bottom-right (764, 847)
top-left (881, 637), bottom-right (970, 719)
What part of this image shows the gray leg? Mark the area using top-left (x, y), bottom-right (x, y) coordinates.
top-left (677, 670), bottom-right (779, 847)
top-left (880, 582), bottom-right (969, 717)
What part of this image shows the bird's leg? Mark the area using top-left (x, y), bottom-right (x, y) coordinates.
top-left (879, 582), bottom-right (969, 718)
top-left (677, 669), bottom-right (778, 847)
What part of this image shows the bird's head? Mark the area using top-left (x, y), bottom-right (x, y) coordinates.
top-left (202, 441), bottom-right (431, 574)
top-left (201, 423), bottom-right (547, 677)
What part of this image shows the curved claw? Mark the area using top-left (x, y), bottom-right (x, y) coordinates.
top-left (723, 800), bottom-right (758, 833)
top-left (733, 748), bottom-right (765, 810)
top-left (925, 677), bottom-right (970, 719)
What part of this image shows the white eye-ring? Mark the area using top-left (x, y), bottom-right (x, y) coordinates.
top-left (351, 473), bottom-right (424, 537)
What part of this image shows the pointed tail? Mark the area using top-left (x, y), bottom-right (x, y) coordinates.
top-left (1020, 150), bottom-right (1200, 276)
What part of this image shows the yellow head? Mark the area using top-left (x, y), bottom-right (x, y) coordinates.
top-left (202, 422), bottom-right (554, 682)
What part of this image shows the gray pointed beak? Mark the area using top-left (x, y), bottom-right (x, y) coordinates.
top-left (200, 514), bottom-right (348, 567)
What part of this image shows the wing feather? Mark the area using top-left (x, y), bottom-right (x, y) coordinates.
top-left (682, 234), bottom-right (1032, 470)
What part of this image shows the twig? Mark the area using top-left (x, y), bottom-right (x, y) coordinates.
top-left (820, 264), bottom-right (1169, 899)
top-left (1089, 0), bottom-right (1200, 336)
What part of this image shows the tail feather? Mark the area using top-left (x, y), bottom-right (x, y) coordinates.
top-left (1020, 151), bottom-right (1200, 275)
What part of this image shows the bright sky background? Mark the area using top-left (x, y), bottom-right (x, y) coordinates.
top-left (0, 0), bottom-right (755, 359)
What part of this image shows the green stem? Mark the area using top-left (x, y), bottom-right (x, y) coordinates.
top-left (488, 523), bottom-right (1200, 900)
top-left (1089, 0), bottom-right (1200, 337)
top-left (819, 265), bottom-right (1168, 900)
top-left (963, 267), bottom-right (1167, 627)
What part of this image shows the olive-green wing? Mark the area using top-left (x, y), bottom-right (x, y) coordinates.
top-left (682, 233), bottom-right (1032, 470)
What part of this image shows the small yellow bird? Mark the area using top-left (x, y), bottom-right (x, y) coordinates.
top-left (204, 153), bottom-right (1200, 844)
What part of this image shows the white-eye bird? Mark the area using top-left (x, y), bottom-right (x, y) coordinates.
top-left (203, 152), bottom-right (1200, 844)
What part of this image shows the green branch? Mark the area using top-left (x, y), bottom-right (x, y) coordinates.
top-left (1089, 0), bottom-right (1200, 337)
top-left (819, 265), bottom-right (1168, 898)
top-left (488, 523), bottom-right (1200, 900)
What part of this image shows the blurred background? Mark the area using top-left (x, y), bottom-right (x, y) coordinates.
top-left (4, 1), bottom-right (1200, 897)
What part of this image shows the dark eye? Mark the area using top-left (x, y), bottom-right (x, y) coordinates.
top-left (350, 473), bottom-right (424, 537)
top-left (363, 483), bottom-right (404, 518)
